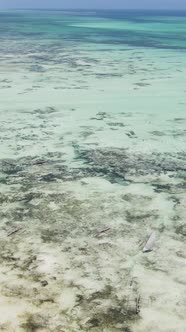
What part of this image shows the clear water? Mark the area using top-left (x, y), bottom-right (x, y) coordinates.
top-left (0, 10), bottom-right (185, 332)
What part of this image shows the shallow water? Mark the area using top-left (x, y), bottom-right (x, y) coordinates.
top-left (0, 10), bottom-right (185, 332)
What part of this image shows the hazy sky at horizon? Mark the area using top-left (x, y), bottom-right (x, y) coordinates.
top-left (0, 0), bottom-right (186, 10)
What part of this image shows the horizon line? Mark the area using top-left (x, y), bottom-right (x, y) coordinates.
top-left (1, 8), bottom-right (186, 11)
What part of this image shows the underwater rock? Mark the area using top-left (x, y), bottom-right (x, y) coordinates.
top-left (152, 183), bottom-right (172, 193)
top-left (0, 160), bottom-right (23, 175)
top-left (91, 111), bottom-right (108, 121)
top-left (175, 224), bottom-right (186, 237)
top-left (39, 173), bottom-right (57, 182)
top-left (29, 64), bottom-right (46, 72)
top-left (107, 122), bottom-right (125, 127)
top-left (75, 148), bottom-right (186, 178)
top-left (151, 130), bottom-right (165, 136)
top-left (41, 280), bottom-right (48, 287)
top-left (20, 312), bottom-right (49, 331)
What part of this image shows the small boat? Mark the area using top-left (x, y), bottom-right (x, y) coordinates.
top-left (143, 232), bottom-right (156, 253)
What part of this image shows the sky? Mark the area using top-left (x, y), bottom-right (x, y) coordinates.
top-left (0, 0), bottom-right (186, 10)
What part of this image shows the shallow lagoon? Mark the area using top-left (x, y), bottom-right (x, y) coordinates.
top-left (0, 10), bottom-right (185, 332)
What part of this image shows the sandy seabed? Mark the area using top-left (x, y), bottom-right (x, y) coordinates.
top-left (0, 14), bottom-right (186, 332)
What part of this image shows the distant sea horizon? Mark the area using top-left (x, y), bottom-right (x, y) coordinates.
top-left (2, 8), bottom-right (186, 12)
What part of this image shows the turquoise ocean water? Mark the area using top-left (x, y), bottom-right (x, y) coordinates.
top-left (0, 10), bottom-right (186, 157)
